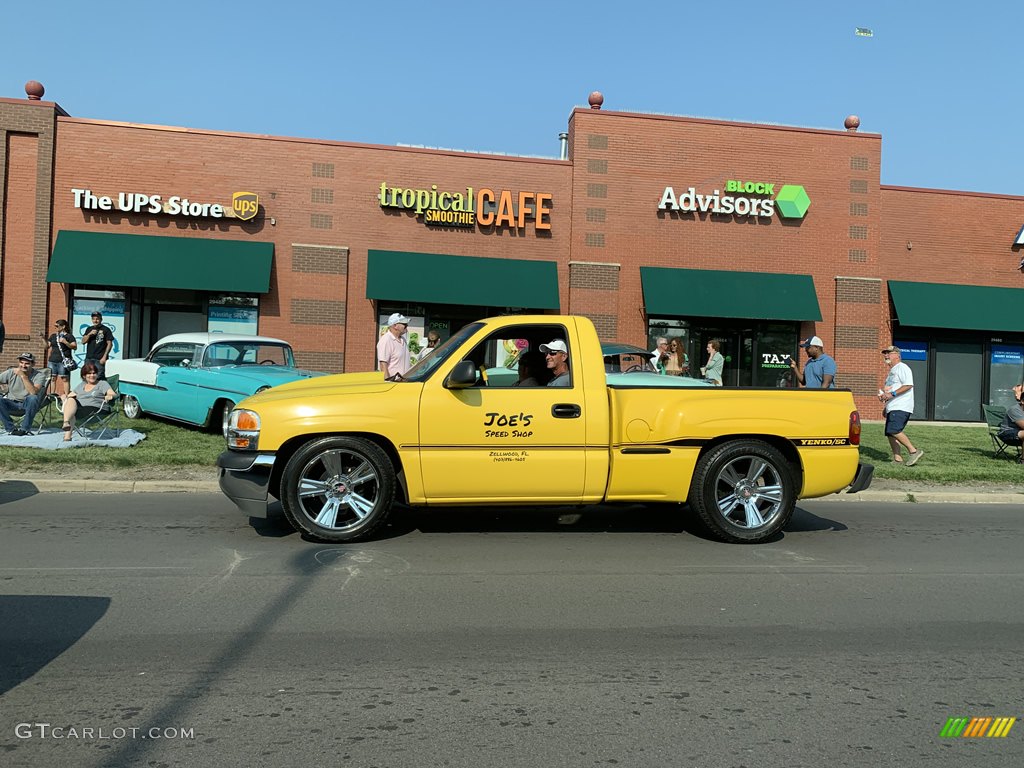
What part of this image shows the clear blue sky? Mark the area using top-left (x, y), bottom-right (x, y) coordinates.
top-left (5, 1), bottom-right (1021, 195)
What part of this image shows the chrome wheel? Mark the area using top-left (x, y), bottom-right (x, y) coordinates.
top-left (289, 444), bottom-right (388, 536)
top-left (689, 440), bottom-right (796, 543)
top-left (123, 395), bottom-right (142, 419)
top-left (712, 455), bottom-right (785, 530)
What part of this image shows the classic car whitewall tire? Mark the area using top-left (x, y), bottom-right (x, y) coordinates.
top-left (122, 395), bottom-right (143, 419)
top-left (689, 440), bottom-right (796, 544)
top-left (280, 436), bottom-right (396, 542)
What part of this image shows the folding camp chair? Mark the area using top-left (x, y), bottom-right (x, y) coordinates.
top-left (74, 374), bottom-right (122, 440)
top-left (2, 368), bottom-right (55, 435)
top-left (982, 404), bottom-right (1023, 462)
top-left (31, 368), bottom-right (62, 434)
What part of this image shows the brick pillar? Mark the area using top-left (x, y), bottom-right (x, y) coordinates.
top-left (834, 276), bottom-right (884, 417)
top-left (568, 261), bottom-right (620, 340)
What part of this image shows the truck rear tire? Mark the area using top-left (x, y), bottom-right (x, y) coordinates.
top-left (689, 440), bottom-right (796, 543)
top-left (280, 436), bottom-right (396, 542)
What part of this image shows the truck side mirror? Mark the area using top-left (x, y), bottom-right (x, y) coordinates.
top-left (446, 360), bottom-right (478, 389)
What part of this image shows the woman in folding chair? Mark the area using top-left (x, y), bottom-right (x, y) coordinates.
top-left (61, 361), bottom-right (116, 441)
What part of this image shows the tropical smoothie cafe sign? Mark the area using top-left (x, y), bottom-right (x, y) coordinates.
top-left (657, 179), bottom-right (811, 220)
top-left (378, 182), bottom-right (552, 231)
top-left (71, 188), bottom-right (260, 221)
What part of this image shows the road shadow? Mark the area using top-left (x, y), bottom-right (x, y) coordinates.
top-left (0, 480), bottom-right (40, 504)
top-left (787, 505), bottom-right (849, 533)
top-left (383, 503), bottom-right (706, 538)
top-left (248, 501), bottom-right (297, 538)
top-left (0, 595), bottom-right (111, 695)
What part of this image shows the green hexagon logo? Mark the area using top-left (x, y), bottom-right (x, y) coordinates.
top-left (775, 184), bottom-right (811, 219)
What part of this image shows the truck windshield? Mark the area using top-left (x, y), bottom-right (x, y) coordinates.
top-left (402, 323), bottom-right (484, 382)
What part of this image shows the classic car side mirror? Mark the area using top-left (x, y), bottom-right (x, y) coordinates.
top-left (446, 360), bottom-right (478, 389)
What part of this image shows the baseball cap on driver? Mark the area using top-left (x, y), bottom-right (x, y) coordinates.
top-left (539, 339), bottom-right (568, 356)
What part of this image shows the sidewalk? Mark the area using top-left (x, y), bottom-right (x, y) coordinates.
top-left (1, 472), bottom-right (1020, 504)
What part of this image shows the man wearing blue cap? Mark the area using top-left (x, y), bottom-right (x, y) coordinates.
top-left (789, 336), bottom-right (836, 388)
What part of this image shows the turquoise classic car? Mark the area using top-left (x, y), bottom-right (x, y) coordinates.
top-left (106, 333), bottom-right (325, 434)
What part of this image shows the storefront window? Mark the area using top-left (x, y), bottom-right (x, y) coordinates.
top-left (989, 343), bottom-right (1024, 408)
top-left (209, 294), bottom-right (260, 335)
top-left (933, 341), bottom-right (983, 422)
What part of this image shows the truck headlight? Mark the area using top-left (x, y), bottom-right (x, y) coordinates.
top-left (227, 409), bottom-right (261, 450)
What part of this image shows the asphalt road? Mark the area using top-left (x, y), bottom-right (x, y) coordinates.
top-left (0, 493), bottom-right (1022, 768)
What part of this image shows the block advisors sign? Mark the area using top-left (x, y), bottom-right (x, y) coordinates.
top-left (72, 188), bottom-right (260, 221)
top-left (657, 180), bottom-right (810, 220)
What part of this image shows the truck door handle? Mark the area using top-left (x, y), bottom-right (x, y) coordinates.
top-left (552, 403), bottom-right (581, 419)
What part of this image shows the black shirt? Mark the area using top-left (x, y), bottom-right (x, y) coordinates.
top-left (84, 323), bottom-right (114, 360)
top-left (48, 331), bottom-right (76, 362)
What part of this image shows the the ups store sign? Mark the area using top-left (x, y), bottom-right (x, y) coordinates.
top-left (71, 188), bottom-right (260, 221)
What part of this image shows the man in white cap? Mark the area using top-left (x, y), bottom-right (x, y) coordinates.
top-left (377, 313), bottom-right (411, 379)
top-left (880, 345), bottom-right (923, 466)
top-left (789, 335), bottom-right (836, 389)
top-left (539, 339), bottom-right (570, 387)
top-left (0, 352), bottom-right (47, 435)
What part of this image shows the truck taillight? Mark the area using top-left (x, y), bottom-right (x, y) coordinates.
top-left (849, 410), bottom-right (862, 446)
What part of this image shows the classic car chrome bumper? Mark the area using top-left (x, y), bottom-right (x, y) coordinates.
top-left (847, 461), bottom-right (874, 494)
top-left (217, 451), bottom-right (276, 516)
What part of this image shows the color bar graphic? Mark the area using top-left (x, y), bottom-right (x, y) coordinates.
top-left (941, 716), bottom-right (1016, 738)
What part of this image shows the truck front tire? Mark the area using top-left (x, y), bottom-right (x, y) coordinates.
top-left (280, 436), bottom-right (396, 542)
top-left (689, 440), bottom-right (796, 543)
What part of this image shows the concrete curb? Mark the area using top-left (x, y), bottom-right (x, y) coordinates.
top-left (0, 479), bottom-right (1020, 504)
top-left (0, 479), bottom-right (221, 494)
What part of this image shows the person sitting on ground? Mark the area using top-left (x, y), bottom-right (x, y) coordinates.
top-left (513, 350), bottom-right (549, 387)
top-left (61, 362), bottom-right (116, 441)
top-left (540, 340), bottom-right (571, 387)
top-left (997, 383), bottom-right (1024, 447)
top-left (0, 352), bottom-right (47, 436)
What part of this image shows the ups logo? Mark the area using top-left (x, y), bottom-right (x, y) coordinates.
top-left (232, 191), bottom-right (259, 221)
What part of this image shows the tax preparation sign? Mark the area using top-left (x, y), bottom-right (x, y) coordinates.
top-left (72, 188), bottom-right (260, 221)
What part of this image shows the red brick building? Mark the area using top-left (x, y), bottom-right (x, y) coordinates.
top-left (2, 84), bottom-right (1022, 420)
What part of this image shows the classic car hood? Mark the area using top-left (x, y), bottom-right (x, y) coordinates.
top-left (240, 371), bottom-right (397, 406)
top-left (210, 365), bottom-right (324, 386)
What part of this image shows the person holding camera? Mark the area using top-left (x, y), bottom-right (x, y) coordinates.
top-left (42, 319), bottom-right (77, 398)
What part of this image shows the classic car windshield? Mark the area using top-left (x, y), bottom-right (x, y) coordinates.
top-left (203, 342), bottom-right (295, 368)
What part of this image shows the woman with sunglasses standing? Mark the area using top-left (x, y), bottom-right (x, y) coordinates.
top-left (664, 337), bottom-right (689, 376)
top-left (41, 319), bottom-right (77, 398)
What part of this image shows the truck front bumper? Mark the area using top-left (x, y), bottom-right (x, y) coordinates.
top-left (847, 461), bottom-right (874, 494)
top-left (217, 450), bottom-right (276, 517)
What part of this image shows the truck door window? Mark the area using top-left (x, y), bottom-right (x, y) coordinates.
top-left (464, 324), bottom-right (570, 388)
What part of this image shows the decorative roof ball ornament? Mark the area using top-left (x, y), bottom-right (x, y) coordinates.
top-left (588, 91), bottom-right (604, 110)
top-left (844, 115), bottom-right (861, 132)
top-left (25, 80), bottom-right (45, 100)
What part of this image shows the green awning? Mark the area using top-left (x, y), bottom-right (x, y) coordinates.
top-left (366, 250), bottom-right (560, 309)
top-left (47, 230), bottom-right (274, 293)
top-left (640, 267), bottom-right (822, 321)
top-left (890, 280), bottom-right (1024, 332)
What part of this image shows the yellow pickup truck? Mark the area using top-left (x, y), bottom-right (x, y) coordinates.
top-left (217, 315), bottom-right (872, 544)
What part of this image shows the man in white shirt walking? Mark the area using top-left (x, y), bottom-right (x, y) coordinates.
top-left (879, 345), bottom-right (923, 466)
